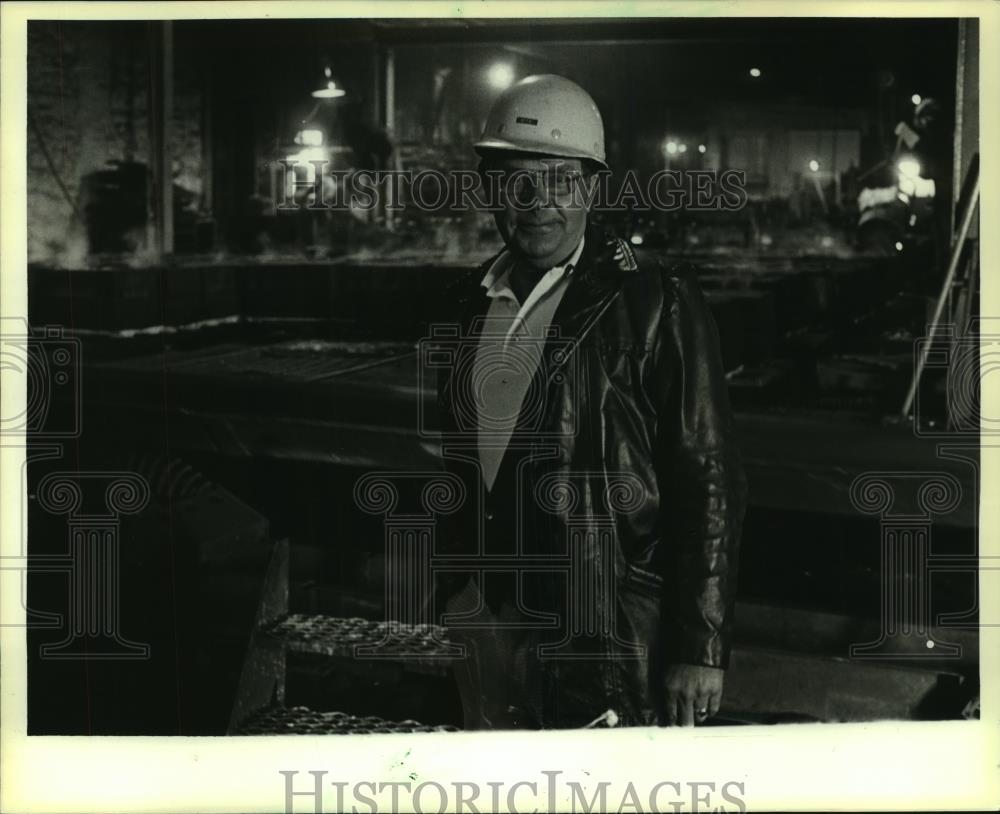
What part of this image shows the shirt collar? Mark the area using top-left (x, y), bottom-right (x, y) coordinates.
top-left (481, 236), bottom-right (586, 300)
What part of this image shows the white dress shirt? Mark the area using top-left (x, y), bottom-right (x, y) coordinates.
top-left (474, 237), bottom-right (585, 491)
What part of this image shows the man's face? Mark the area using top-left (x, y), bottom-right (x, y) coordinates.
top-left (490, 156), bottom-right (589, 271)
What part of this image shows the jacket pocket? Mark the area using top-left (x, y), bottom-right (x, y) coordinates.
top-left (622, 562), bottom-right (663, 598)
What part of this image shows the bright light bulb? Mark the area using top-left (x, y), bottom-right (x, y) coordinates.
top-left (678, 143), bottom-right (687, 153)
top-left (808, 160), bottom-right (820, 172)
top-left (911, 94), bottom-right (922, 105)
top-left (487, 63), bottom-right (514, 90)
top-left (749, 67), bottom-right (762, 78)
top-left (698, 144), bottom-right (707, 154)
top-left (295, 129), bottom-right (324, 147)
top-left (665, 141), bottom-right (678, 155)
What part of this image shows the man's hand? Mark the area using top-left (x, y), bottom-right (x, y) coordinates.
top-left (661, 664), bottom-right (724, 726)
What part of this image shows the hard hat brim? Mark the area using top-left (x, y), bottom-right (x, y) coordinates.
top-left (474, 138), bottom-right (608, 169)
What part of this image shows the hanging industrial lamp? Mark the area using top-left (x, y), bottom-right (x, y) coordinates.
top-left (312, 66), bottom-right (346, 99)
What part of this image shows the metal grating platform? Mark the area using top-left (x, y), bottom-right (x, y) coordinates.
top-left (235, 705), bottom-right (459, 735)
top-left (261, 614), bottom-right (459, 674)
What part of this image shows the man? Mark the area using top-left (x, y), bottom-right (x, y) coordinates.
top-left (434, 75), bottom-right (746, 729)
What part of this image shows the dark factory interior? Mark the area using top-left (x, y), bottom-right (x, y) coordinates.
top-left (24, 17), bottom-right (981, 735)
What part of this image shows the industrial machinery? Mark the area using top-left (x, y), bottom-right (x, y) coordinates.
top-left (856, 153), bottom-right (937, 255)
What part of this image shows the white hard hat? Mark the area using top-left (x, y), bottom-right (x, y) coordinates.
top-left (474, 74), bottom-right (607, 169)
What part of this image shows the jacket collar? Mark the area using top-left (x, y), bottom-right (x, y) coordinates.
top-left (480, 236), bottom-right (586, 301)
top-left (455, 223), bottom-right (633, 341)
top-left (544, 224), bottom-right (634, 367)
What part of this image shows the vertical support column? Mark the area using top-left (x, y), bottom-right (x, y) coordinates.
top-left (952, 19), bottom-right (979, 240)
top-left (369, 44), bottom-right (384, 228)
top-left (371, 44), bottom-right (383, 134)
top-left (384, 46), bottom-right (395, 143)
top-left (201, 51), bottom-right (214, 220)
top-left (384, 46), bottom-right (397, 232)
top-left (948, 20), bottom-right (980, 433)
top-left (147, 21), bottom-right (174, 259)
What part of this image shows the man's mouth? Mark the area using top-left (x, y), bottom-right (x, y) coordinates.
top-left (518, 221), bottom-right (559, 233)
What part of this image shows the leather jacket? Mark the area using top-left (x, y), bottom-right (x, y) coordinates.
top-left (434, 223), bottom-right (747, 727)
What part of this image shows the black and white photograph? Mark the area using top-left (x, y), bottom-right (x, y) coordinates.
top-left (1, 4), bottom-right (997, 813)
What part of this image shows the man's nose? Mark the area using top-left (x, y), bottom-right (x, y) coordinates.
top-left (522, 183), bottom-right (558, 208)
top-left (514, 186), bottom-right (543, 209)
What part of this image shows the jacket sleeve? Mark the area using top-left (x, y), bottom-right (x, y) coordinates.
top-left (651, 265), bottom-right (748, 670)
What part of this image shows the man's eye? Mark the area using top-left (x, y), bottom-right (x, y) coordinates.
top-left (501, 172), bottom-right (577, 198)
top-left (546, 175), bottom-right (578, 192)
